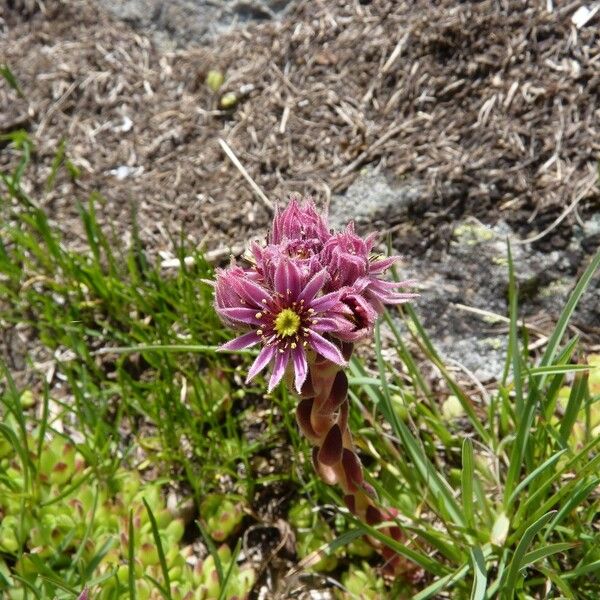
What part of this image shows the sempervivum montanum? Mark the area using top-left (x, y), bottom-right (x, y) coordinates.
top-left (212, 197), bottom-right (417, 575)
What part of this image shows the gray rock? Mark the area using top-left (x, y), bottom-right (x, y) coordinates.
top-left (100, 0), bottom-right (294, 48)
top-left (395, 221), bottom-right (599, 382)
top-left (328, 167), bottom-right (423, 232)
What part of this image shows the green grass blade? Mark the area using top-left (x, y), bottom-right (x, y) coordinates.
top-left (0, 63), bottom-right (25, 98)
top-left (528, 364), bottom-right (592, 377)
top-left (521, 542), bottom-right (577, 568)
top-left (506, 449), bottom-right (567, 508)
top-left (128, 510), bottom-right (137, 600)
top-left (403, 305), bottom-right (489, 443)
top-left (538, 250), bottom-right (600, 384)
top-left (197, 519), bottom-right (224, 585)
top-left (217, 539), bottom-right (242, 600)
top-left (461, 438), bottom-right (475, 530)
top-left (412, 561), bottom-right (471, 600)
top-left (502, 511), bottom-right (556, 597)
top-left (374, 322), bottom-right (466, 528)
top-left (507, 241), bottom-right (523, 416)
top-left (469, 546), bottom-right (487, 600)
top-left (559, 371), bottom-right (588, 445)
top-left (143, 498), bottom-right (171, 599)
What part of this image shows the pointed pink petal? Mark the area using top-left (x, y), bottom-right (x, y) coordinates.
top-left (219, 331), bottom-right (261, 351)
top-left (297, 269), bottom-right (327, 304)
top-left (218, 307), bottom-right (262, 325)
top-left (368, 256), bottom-right (398, 273)
top-left (268, 350), bottom-right (289, 392)
top-left (274, 258), bottom-right (302, 297)
top-left (307, 331), bottom-right (345, 365)
top-left (231, 278), bottom-right (270, 308)
top-left (246, 345), bottom-right (275, 382)
top-left (292, 347), bottom-right (308, 393)
top-left (310, 290), bottom-right (343, 312)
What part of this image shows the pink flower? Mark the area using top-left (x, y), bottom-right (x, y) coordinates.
top-left (215, 257), bottom-right (351, 393)
top-left (321, 225), bottom-right (370, 290)
top-left (213, 196), bottom-right (417, 390)
top-left (270, 197), bottom-right (331, 246)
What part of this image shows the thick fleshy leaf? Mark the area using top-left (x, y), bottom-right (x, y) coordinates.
top-left (342, 448), bottom-right (363, 492)
top-left (344, 494), bottom-right (356, 514)
top-left (312, 447), bottom-right (337, 485)
top-left (320, 370), bottom-right (348, 413)
top-left (366, 505), bottom-right (383, 526)
top-left (338, 399), bottom-right (349, 433)
top-left (219, 331), bottom-right (261, 351)
top-left (296, 397), bottom-right (317, 439)
top-left (292, 346), bottom-right (308, 393)
top-left (246, 345), bottom-right (275, 382)
top-left (318, 424), bottom-right (343, 466)
top-left (268, 349), bottom-right (289, 392)
top-left (308, 331), bottom-right (345, 365)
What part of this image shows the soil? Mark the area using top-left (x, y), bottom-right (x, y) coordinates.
top-left (1, 0), bottom-right (598, 261)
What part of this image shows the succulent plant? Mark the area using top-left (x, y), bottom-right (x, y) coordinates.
top-left (199, 494), bottom-right (245, 542)
top-left (338, 562), bottom-right (385, 599)
top-left (288, 499), bottom-right (338, 573)
top-left (0, 425), bottom-right (255, 600)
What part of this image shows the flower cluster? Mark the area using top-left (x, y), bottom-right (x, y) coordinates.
top-left (214, 198), bottom-right (416, 392)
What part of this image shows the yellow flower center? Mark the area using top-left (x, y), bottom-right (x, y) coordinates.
top-left (274, 308), bottom-right (301, 337)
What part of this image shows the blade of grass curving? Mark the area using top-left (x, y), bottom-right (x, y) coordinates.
top-left (502, 511), bottom-right (556, 598)
top-left (144, 575), bottom-right (170, 600)
top-left (95, 344), bottom-right (256, 356)
top-left (374, 322), bottom-right (465, 528)
top-left (403, 304), bottom-right (489, 442)
top-left (197, 519), bottom-right (224, 585)
top-left (538, 250), bottom-right (600, 386)
top-left (142, 498), bottom-right (171, 599)
top-left (506, 449), bottom-right (567, 508)
top-left (461, 438), bottom-right (475, 531)
top-left (128, 510), bottom-right (137, 600)
top-left (217, 539), bottom-right (242, 600)
top-left (544, 478), bottom-right (600, 540)
top-left (70, 483), bottom-right (99, 570)
top-left (529, 364), bottom-right (591, 377)
top-left (10, 575), bottom-right (42, 598)
top-left (521, 542), bottom-right (577, 568)
top-left (469, 546), bottom-right (487, 600)
top-left (514, 435), bottom-right (600, 526)
top-left (351, 518), bottom-right (449, 574)
top-left (507, 241), bottom-right (523, 416)
top-left (541, 335), bottom-right (580, 422)
top-left (512, 455), bottom-right (600, 542)
top-left (559, 371), bottom-right (588, 445)
top-left (383, 310), bottom-right (434, 402)
top-left (82, 536), bottom-right (116, 580)
top-left (535, 566), bottom-right (576, 598)
top-left (563, 559), bottom-right (600, 579)
top-left (412, 561), bottom-right (472, 600)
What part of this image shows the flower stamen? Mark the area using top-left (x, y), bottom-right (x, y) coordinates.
top-left (274, 308), bottom-right (302, 337)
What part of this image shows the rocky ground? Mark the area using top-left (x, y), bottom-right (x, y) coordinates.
top-left (1, 0), bottom-right (599, 382)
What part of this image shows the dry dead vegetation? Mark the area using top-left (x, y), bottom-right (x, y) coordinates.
top-left (0, 0), bottom-right (598, 259)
